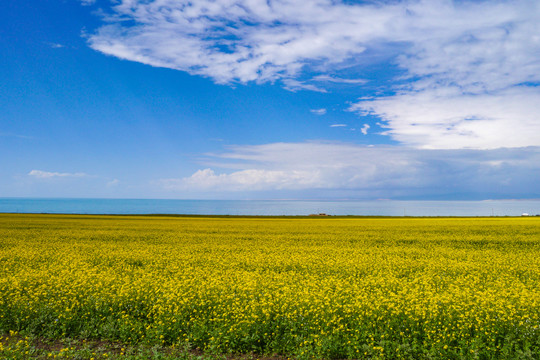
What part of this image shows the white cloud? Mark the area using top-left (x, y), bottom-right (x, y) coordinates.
top-left (282, 79), bottom-right (328, 93)
top-left (361, 124), bottom-right (370, 135)
top-left (312, 75), bottom-right (367, 84)
top-left (47, 42), bottom-right (65, 49)
top-left (352, 87), bottom-right (540, 149)
top-left (310, 108), bottom-right (327, 115)
top-left (330, 124), bottom-right (347, 127)
top-left (88, 0), bottom-right (397, 84)
top-left (88, 0), bottom-right (540, 149)
top-left (349, 0), bottom-right (540, 149)
top-left (28, 170), bottom-right (88, 179)
top-left (161, 168), bottom-right (321, 191)
top-left (157, 142), bottom-right (540, 197)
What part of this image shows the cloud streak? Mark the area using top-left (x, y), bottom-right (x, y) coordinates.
top-left (0, 132), bottom-right (34, 140)
top-left (310, 108), bottom-right (327, 115)
top-left (28, 170), bottom-right (88, 179)
top-left (312, 75), bottom-right (367, 85)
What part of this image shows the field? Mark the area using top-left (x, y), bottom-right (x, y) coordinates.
top-left (1, 214), bottom-right (540, 359)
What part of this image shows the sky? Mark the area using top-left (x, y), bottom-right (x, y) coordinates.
top-left (1, 0), bottom-right (539, 200)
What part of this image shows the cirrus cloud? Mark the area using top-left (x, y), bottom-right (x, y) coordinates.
top-left (87, 0), bottom-right (540, 149)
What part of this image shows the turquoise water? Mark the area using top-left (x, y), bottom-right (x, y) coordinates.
top-left (1, 198), bottom-right (539, 216)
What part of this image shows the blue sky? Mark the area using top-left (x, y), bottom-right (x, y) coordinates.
top-left (1, 0), bottom-right (539, 200)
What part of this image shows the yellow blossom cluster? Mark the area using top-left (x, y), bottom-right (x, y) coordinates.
top-left (1, 214), bottom-right (539, 359)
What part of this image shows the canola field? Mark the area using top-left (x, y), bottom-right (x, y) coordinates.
top-left (1, 213), bottom-right (540, 359)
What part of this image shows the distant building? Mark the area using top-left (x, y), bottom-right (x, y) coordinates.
top-left (522, 213), bottom-right (529, 216)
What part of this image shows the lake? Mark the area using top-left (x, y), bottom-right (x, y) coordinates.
top-left (1, 198), bottom-right (539, 216)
